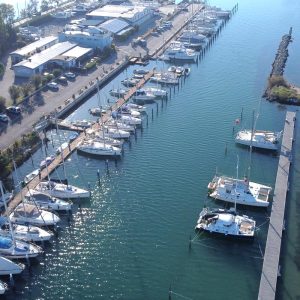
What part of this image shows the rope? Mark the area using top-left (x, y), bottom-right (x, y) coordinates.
top-left (170, 291), bottom-right (194, 300)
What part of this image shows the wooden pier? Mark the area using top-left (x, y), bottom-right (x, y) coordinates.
top-left (258, 110), bottom-right (296, 300)
top-left (5, 70), bottom-right (154, 215)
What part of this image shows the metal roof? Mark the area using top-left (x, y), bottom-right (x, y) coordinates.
top-left (86, 5), bottom-right (149, 19)
top-left (61, 46), bottom-right (93, 59)
top-left (10, 36), bottom-right (58, 57)
top-left (14, 41), bottom-right (77, 70)
top-left (99, 18), bottom-right (130, 34)
top-left (80, 19), bottom-right (104, 27)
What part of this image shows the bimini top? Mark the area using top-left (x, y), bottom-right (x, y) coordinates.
top-left (0, 236), bottom-right (12, 249)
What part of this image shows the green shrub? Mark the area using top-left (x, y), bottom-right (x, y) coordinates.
top-left (0, 62), bottom-right (4, 77)
top-left (268, 76), bottom-right (288, 89)
top-left (270, 86), bottom-right (299, 101)
top-left (0, 96), bottom-right (6, 112)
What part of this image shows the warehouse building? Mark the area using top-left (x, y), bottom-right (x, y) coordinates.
top-left (59, 26), bottom-right (112, 49)
top-left (10, 36), bottom-right (58, 64)
top-left (49, 46), bottom-right (93, 69)
top-left (86, 5), bottom-right (154, 26)
top-left (13, 41), bottom-right (77, 77)
top-left (99, 18), bottom-right (134, 37)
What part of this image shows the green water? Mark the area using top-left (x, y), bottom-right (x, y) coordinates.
top-left (7, 0), bottom-right (300, 299)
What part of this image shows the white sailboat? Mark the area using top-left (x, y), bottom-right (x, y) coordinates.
top-left (9, 203), bottom-right (60, 226)
top-left (77, 140), bottom-right (122, 157)
top-left (0, 256), bottom-right (25, 275)
top-left (104, 128), bottom-right (131, 139)
top-left (120, 115), bottom-right (142, 126)
top-left (35, 181), bottom-right (90, 199)
top-left (25, 189), bottom-right (72, 211)
top-left (208, 112), bottom-right (272, 207)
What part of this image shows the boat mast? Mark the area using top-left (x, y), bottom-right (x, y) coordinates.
top-left (97, 80), bottom-right (105, 146)
top-left (235, 155), bottom-right (239, 212)
top-left (247, 110), bottom-right (255, 184)
top-left (0, 180), bottom-right (16, 246)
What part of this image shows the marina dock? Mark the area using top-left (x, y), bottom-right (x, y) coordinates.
top-left (258, 110), bottom-right (296, 300)
top-left (6, 70), bottom-right (155, 215)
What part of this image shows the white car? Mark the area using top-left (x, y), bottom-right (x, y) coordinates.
top-left (65, 72), bottom-right (76, 79)
top-left (47, 82), bottom-right (59, 91)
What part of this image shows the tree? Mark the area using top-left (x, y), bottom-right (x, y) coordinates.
top-left (9, 85), bottom-right (20, 104)
top-left (0, 96), bottom-right (6, 112)
top-left (0, 62), bottom-right (4, 76)
top-left (53, 68), bottom-right (62, 78)
top-left (0, 4), bottom-right (15, 24)
top-left (21, 83), bottom-right (32, 98)
top-left (40, 0), bottom-right (50, 12)
top-left (31, 74), bottom-right (42, 90)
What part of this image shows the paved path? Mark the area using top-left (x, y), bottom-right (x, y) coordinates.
top-left (258, 110), bottom-right (296, 300)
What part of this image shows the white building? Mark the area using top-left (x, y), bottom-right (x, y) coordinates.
top-left (59, 26), bottom-right (112, 49)
top-left (50, 46), bottom-right (93, 69)
top-left (10, 36), bottom-right (58, 64)
top-left (13, 41), bottom-right (77, 78)
top-left (86, 5), bottom-right (154, 26)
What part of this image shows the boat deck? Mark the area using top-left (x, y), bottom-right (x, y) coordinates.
top-left (258, 110), bottom-right (296, 300)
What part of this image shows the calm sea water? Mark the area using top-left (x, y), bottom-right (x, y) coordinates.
top-left (5, 0), bottom-right (300, 299)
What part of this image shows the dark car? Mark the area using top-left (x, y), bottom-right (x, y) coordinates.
top-left (6, 106), bottom-right (21, 115)
top-left (0, 113), bottom-right (9, 123)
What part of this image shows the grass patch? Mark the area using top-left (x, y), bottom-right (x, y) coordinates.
top-left (270, 86), bottom-right (300, 102)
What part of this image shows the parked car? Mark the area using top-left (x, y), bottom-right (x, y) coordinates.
top-left (0, 114), bottom-right (9, 123)
top-left (57, 76), bottom-right (68, 84)
top-left (47, 82), bottom-right (59, 91)
top-left (6, 106), bottom-right (21, 115)
top-left (65, 72), bottom-right (76, 79)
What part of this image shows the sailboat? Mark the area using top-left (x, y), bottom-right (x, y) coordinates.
top-left (195, 157), bottom-right (256, 239)
top-left (0, 181), bottom-right (43, 259)
top-left (0, 256), bottom-right (25, 275)
top-left (208, 112), bottom-right (272, 207)
top-left (235, 104), bottom-right (282, 151)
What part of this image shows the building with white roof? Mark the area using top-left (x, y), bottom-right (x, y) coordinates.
top-left (10, 36), bottom-right (58, 64)
top-left (59, 26), bottom-right (112, 49)
top-left (86, 5), bottom-right (153, 26)
top-left (50, 46), bottom-right (93, 69)
top-left (13, 41), bottom-right (77, 78)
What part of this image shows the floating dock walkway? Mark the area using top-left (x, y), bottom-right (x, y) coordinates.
top-left (258, 110), bottom-right (296, 300)
top-left (6, 70), bottom-right (154, 215)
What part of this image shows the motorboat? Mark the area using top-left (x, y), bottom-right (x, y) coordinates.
top-left (68, 132), bottom-right (79, 142)
top-left (77, 140), bottom-right (122, 157)
top-left (25, 189), bottom-right (72, 211)
top-left (35, 181), bottom-right (90, 199)
top-left (208, 175), bottom-right (272, 207)
top-left (133, 73), bottom-right (144, 79)
top-left (163, 41), bottom-right (196, 61)
top-left (56, 142), bottom-right (69, 155)
top-left (0, 256), bottom-right (25, 275)
top-left (175, 66), bottom-right (185, 76)
top-left (184, 67), bottom-right (191, 76)
top-left (133, 69), bottom-right (148, 75)
top-left (24, 169), bottom-right (40, 184)
top-left (109, 88), bottom-right (128, 97)
top-left (121, 78), bottom-right (139, 87)
top-left (120, 115), bottom-right (142, 126)
top-left (0, 235), bottom-right (43, 259)
top-left (195, 208), bottom-right (256, 239)
top-left (9, 203), bottom-right (60, 226)
top-left (104, 128), bottom-right (131, 139)
top-left (0, 220), bottom-right (53, 242)
top-left (235, 130), bottom-right (281, 151)
top-left (72, 120), bottom-right (92, 128)
top-left (89, 107), bottom-right (108, 116)
top-left (0, 281), bottom-right (6, 295)
top-left (168, 66), bottom-right (176, 73)
top-left (40, 155), bottom-right (55, 169)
